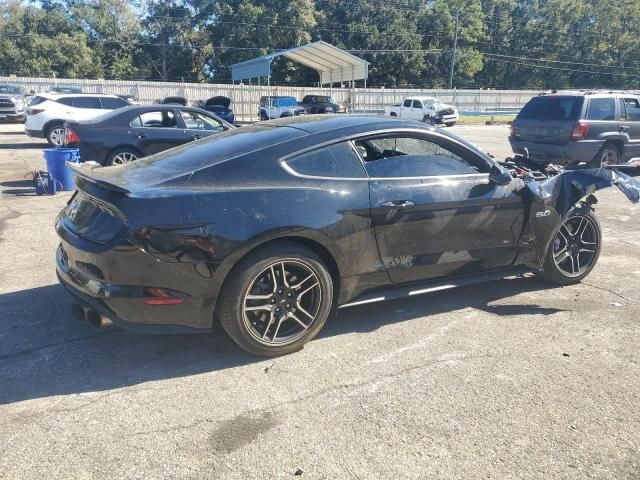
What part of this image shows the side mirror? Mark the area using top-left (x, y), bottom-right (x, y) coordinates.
top-left (489, 164), bottom-right (512, 186)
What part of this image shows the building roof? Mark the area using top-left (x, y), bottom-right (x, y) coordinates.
top-left (230, 41), bottom-right (369, 85)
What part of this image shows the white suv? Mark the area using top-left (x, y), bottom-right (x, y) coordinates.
top-left (25, 93), bottom-right (128, 146)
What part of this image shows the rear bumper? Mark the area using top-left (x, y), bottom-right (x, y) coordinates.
top-left (55, 242), bottom-right (214, 333)
top-left (509, 138), bottom-right (603, 165)
top-left (0, 111), bottom-right (25, 121)
top-left (25, 127), bottom-right (44, 138)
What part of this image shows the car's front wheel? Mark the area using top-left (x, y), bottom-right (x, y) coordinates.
top-left (217, 242), bottom-right (334, 356)
top-left (445, 122), bottom-right (456, 127)
top-left (539, 209), bottom-right (601, 285)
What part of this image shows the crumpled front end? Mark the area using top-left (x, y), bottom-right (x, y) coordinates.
top-left (516, 168), bottom-right (640, 268)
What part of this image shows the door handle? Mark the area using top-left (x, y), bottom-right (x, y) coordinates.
top-left (379, 200), bottom-right (416, 208)
top-left (135, 133), bottom-right (146, 138)
top-left (190, 135), bottom-right (202, 140)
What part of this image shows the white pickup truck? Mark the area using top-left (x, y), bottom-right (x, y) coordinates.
top-left (384, 96), bottom-right (459, 126)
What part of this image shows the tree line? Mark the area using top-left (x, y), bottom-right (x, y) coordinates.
top-left (1, 0), bottom-right (639, 89)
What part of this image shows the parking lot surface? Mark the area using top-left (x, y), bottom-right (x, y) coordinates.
top-left (0, 122), bottom-right (639, 479)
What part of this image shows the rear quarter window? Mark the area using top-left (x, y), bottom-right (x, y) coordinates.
top-left (286, 142), bottom-right (366, 178)
top-left (518, 96), bottom-right (583, 121)
top-left (586, 98), bottom-right (616, 121)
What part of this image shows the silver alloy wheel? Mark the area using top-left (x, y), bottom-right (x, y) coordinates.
top-left (111, 151), bottom-right (138, 165)
top-left (242, 259), bottom-right (322, 346)
top-left (49, 127), bottom-right (65, 146)
top-left (552, 215), bottom-right (598, 277)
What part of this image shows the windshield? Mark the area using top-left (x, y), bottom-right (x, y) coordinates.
top-left (0, 85), bottom-right (21, 95)
top-left (518, 96), bottom-right (583, 121)
top-left (276, 97), bottom-right (298, 107)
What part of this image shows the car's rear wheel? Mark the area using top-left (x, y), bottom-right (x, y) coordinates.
top-left (539, 209), bottom-right (601, 285)
top-left (390, 112), bottom-right (397, 117)
top-left (46, 124), bottom-right (65, 146)
top-left (217, 242), bottom-right (334, 356)
top-left (593, 143), bottom-right (621, 167)
top-left (107, 148), bottom-right (140, 166)
top-left (445, 122), bottom-right (456, 127)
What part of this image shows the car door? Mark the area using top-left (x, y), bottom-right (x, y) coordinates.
top-left (400, 99), bottom-right (413, 119)
top-left (584, 96), bottom-right (619, 144)
top-left (128, 109), bottom-right (189, 155)
top-left (355, 132), bottom-right (524, 284)
top-left (618, 96), bottom-right (640, 162)
top-left (179, 109), bottom-right (226, 140)
top-left (411, 100), bottom-right (424, 121)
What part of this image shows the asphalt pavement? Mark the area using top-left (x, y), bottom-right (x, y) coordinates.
top-left (0, 122), bottom-right (638, 479)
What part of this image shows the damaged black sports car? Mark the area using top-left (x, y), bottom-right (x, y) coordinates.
top-left (55, 116), bottom-right (640, 356)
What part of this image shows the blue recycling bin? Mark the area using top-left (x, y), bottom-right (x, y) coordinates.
top-left (43, 148), bottom-right (80, 191)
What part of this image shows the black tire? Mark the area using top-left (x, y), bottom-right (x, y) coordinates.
top-left (107, 147), bottom-right (141, 166)
top-left (445, 122), bottom-right (456, 127)
top-left (46, 123), bottom-right (65, 146)
top-left (539, 208), bottom-right (602, 285)
top-left (259, 110), bottom-right (269, 121)
top-left (390, 112), bottom-right (397, 117)
top-left (592, 143), bottom-right (621, 167)
top-left (217, 242), bottom-right (334, 357)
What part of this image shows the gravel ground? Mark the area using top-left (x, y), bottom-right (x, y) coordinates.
top-left (0, 122), bottom-right (639, 480)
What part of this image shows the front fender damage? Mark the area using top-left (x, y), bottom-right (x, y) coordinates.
top-left (518, 168), bottom-right (640, 269)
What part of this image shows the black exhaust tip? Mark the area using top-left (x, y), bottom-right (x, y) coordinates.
top-left (86, 308), bottom-right (102, 328)
top-left (71, 303), bottom-right (86, 321)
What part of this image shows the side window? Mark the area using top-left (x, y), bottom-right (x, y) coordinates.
top-left (181, 110), bottom-right (224, 131)
top-left (624, 98), bottom-right (640, 121)
top-left (586, 98), bottom-right (616, 121)
top-left (403, 99), bottom-right (412, 107)
top-left (56, 97), bottom-right (74, 107)
top-left (412, 100), bottom-right (423, 108)
top-left (354, 135), bottom-right (486, 178)
top-left (286, 142), bottom-right (366, 178)
top-left (100, 97), bottom-right (127, 109)
top-left (132, 110), bottom-right (178, 128)
top-left (72, 97), bottom-right (101, 109)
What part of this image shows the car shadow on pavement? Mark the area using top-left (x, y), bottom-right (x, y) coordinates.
top-left (0, 142), bottom-right (44, 150)
top-left (0, 276), bottom-right (564, 405)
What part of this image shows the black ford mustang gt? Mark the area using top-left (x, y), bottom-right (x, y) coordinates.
top-left (64, 105), bottom-right (234, 166)
top-left (55, 115), bottom-right (640, 356)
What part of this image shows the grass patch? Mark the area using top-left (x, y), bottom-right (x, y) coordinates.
top-left (457, 114), bottom-right (516, 126)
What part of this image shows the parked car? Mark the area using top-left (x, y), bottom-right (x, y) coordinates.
top-left (55, 115), bottom-right (640, 356)
top-left (25, 93), bottom-right (129, 146)
top-left (384, 96), bottom-right (459, 126)
top-left (259, 96), bottom-right (306, 120)
top-left (116, 94), bottom-right (140, 105)
top-left (159, 96), bottom-right (188, 106)
top-left (50, 85), bottom-right (83, 94)
top-left (64, 105), bottom-right (234, 165)
top-left (509, 91), bottom-right (640, 167)
top-left (300, 95), bottom-right (346, 114)
top-left (0, 84), bottom-right (30, 122)
top-left (197, 96), bottom-right (235, 123)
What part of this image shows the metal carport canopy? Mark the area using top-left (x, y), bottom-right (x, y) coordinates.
top-left (230, 41), bottom-right (369, 85)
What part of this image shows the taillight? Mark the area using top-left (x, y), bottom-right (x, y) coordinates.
top-left (26, 108), bottom-right (44, 115)
top-left (65, 127), bottom-right (81, 145)
top-left (570, 122), bottom-right (589, 140)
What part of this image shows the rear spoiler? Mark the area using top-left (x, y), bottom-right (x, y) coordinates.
top-left (65, 161), bottom-right (131, 194)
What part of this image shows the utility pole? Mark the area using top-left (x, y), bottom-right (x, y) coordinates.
top-left (448, 10), bottom-right (459, 90)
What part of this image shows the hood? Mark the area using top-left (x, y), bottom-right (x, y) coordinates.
top-left (435, 102), bottom-right (456, 111)
top-left (204, 96), bottom-right (231, 108)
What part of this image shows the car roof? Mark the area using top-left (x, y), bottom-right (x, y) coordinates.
top-left (39, 93), bottom-right (121, 100)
